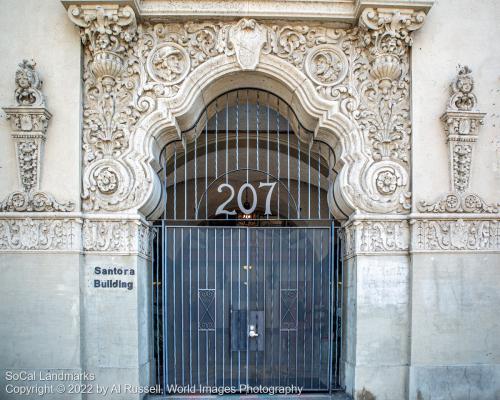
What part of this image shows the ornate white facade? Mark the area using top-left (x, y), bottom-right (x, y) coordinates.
top-left (0, 1), bottom-right (499, 400)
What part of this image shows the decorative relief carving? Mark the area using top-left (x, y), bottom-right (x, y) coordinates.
top-left (0, 218), bottom-right (79, 251)
top-left (14, 59), bottom-right (45, 107)
top-left (0, 191), bottom-right (74, 213)
top-left (0, 216), bottom-right (150, 255)
top-left (68, 7), bottom-right (427, 214)
top-left (413, 219), bottom-right (500, 251)
top-left (1, 60), bottom-right (74, 212)
top-left (82, 219), bottom-right (150, 257)
top-left (228, 18), bottom-right (268, 70)
top-left (305, 44), bottom-right (348, 86)
top-left (344, 219), bottom-right (409, 258)
top-left (417, 66), bottom-right (494, 213)
top-left (147, 43), bottom-right (190, 84)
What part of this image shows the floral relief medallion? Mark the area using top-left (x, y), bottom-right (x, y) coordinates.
top-left (305, 45), bottom-right (348, 87)
top-left (376, 170), bottom-right (398, 195)
top-left (96, 167), bottom-right (119, 194)
top-left (147, 42), bottom-right (191, 85)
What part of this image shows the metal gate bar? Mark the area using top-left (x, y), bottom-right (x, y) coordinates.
top-left (152, 225), bottom-right (343, 394)
top-left (150, 88), bottom-right (345, 396)
top-left (156, 88), bottom-right (337, 222)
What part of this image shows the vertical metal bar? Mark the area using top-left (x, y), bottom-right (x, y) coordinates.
top-left (205, 110), bottom-right (208, 220)
top-left (308, 141), bottom-right (311, 219)
top-left (311, 229), bottom-right (315, 388)
top-left (287, 109), bottom-right (290, 219)
top-left (222, 228), bottom-right (225, 385)
top-left (318, 143), bottom-right (321, 220)
top-left (302, 226), bottom-right (307, 388)
top-left (197, 228), bottom-right (200, 385)
top-left (215, 98), bottom-right (218, 181)
top-left (163, 151), bottom-right (167, 219)
top-left (255, 228), bottom-right (259, 384)
top-left (173, 143), bottom-right (177, 220)
top-left (226, 94), bottom-right (229, 220)
top-left (256, 90), bottom-right (260, 171)
top-left (185, 143), bottom-right (187, 220)
top-left (270, 228), bottom-right (275, 385)
top-left (287, 228), bottom-right (291, 386)
top-left (297, 130), bottom-right (301, 219)
top-left (262, 229), bottom-right (267, 383)
top-left (236, 91), bottom-right (239, 170)
top-left (181, 228), bottom-right (185, 384)
top-left (150, 228), bottom-right (155, 384)
top-left (238, 228), bottom-right (241, 386)
top-left (339, 228), bottom-right (345, 389)
top-left (295, 228), bottom-right (299, 387)
top-left (276, 98), bottom-right (280, 219)
top-left (189, 228), bottom-right (192, 385)
top-left (245, 227), bottom-right (249, 387)
top-left (246, 89), bottom-right (249, 184)
top-left (205, 228), bottom-right (208, 386)
top-left (173, 227), bottom-right (177, 384)
top-left (278, 228), bottom-right (282, 386)
top-left (214, 228), bottom-right (217, 386)
top-left (230, 228), bottom-right (233, 386)
top-left (156, 224), bottom-right (160, 385)
top-left (194, 128), bottom-right (198, 219)
top-left (163, 226), bottom-right (168, 389)
top-left (267, 92), bottom-right (270, 188)
top-left (318, 228), bottom-right (324, 389)
top-left (330, 225), bottom-right (337, 390)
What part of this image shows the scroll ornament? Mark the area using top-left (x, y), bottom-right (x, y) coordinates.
top-left (67, 5), bottom-right (427, 214)
top-left (0, 60), bottom-right (74, 212)
top-left (418, 66), bottom-right (497, 213)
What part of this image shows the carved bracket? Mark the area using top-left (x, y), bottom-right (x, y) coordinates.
top-left (1, 60), bottom-right (74, 212)
top-left (418, 66), bottom-right (497, 213)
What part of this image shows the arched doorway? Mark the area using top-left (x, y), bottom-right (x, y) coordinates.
top-left (150, 89), bottom-right (344, 394)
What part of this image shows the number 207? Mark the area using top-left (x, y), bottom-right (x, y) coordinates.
top-left (215, 182), bottom-right (277, 216)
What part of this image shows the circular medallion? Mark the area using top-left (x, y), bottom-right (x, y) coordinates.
top-left (376, 170), bottom-right (398, 195)
top-left (95, 167), bottom-right (119, 194)
top-left (147, 42), bottom-right (191, 85)
top-left (305, 45), bottom-right (348, 87)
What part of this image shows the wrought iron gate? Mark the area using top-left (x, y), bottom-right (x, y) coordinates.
top-left (150, 89), bottom-right (344, 394)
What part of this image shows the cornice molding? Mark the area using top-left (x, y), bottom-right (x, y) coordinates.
top-left (61, 0), bottom-right (434, 23)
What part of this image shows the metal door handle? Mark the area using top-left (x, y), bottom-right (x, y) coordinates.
top-left (248, 324), bottom-right (259, 338)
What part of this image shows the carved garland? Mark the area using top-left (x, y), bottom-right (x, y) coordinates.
top-left (67, 5), bottom-right (426, 215)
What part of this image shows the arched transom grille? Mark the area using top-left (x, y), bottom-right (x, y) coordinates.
top-left (158, 89), bottom-right (336, 223)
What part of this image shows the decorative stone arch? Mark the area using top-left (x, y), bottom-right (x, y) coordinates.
top-left (138, 57), bottom-right (359, 220)
top-left (67, 5), bottom-right (428, 221)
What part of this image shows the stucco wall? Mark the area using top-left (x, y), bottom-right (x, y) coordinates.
top-left (411, 1), bottom-right (500, 399)
top-left (412, 0), bottom-right (500, 203)
top-left (0, 1), bottom-right (82, 398)
top-left (0, 0), bottom-right (81, 206)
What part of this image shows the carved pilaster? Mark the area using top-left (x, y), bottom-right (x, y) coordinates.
top-left (67, 5), bottom-right (149, 212)
top-left (1, 60), bottom-right (74, 212)
top-left (418, 66), bottom-right (496, 213)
